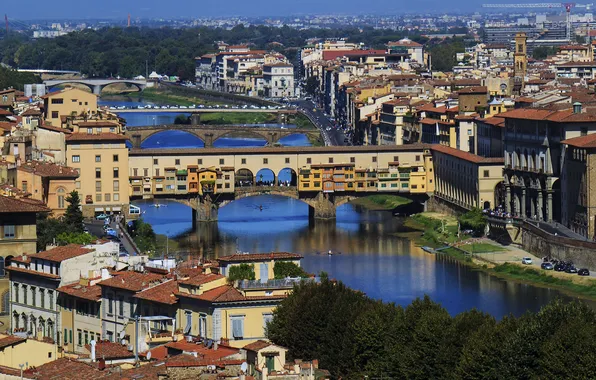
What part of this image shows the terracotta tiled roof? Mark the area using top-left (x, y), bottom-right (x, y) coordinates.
top-left (75, 121), bottom-right (119, 127)
top-left (431, 144), bottom-right (505, 164)
top-left (498, 108), bottom-right (596, 123)
top-left (179, 273), bottom-right (225, 286)
top-left (0, 195), bottom-right (49, 213)
top-left (20, 108), bottom-right (42, 116)
top-left (243, 340), bottom-right (273, 352)
top-left (57, 283), bottom-right (102, 301)
top-left (24, 358), bottom-right (105, 380)
top-left (115, 360), bottom-right (168, 379)
top-left (98, 271), bottom-right (167, 292)
top-left (18, 161), bottom-right (79, 178)
top-left (84, 341), bottom-right (135, 360)
top-left (420, 118), bottom-right (454, 126)
top-left (458, 86), bottom-right (487, 94)
top-left (387, 39), bottom-right (422, 47)
top-left (556, 61), bottom-right (596, 67)
top-left (39, 123), bottom-right (72, 134)
top-left (165, 356), bottom-right (244, 368)
top-left (0, 109), bottom-right (13, 116)
top-left (35, 244), bottom-right (94, 263)
top-left (178, 285), bottom-right (287, 303)
top-left (0, 336), bottom-right (26, 349)
top-left (0, 122), bottom-right (15, 132)
top-left (164, 340), bottom-right (239, 360)
top-left (453, 79), bottom-right (482, 86)
top-left (134, 279), bottom-right (179, 305)
top-left (562, 133), bottom-right (596, 148)
top-left (66, 132), bottom-right (128, 142)
top-left (217, 252), bottom-right (303, 263)
top-left (322, 50), bottom-right (387, 61)
top-left (476, 117), bottom-right (505, 127)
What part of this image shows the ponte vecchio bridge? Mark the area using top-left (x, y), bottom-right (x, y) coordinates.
top-left (128, 144), bottom-right (434, 223)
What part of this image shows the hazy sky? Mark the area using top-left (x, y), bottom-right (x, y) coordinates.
top-left (5, 0), bottom-right (482, 19)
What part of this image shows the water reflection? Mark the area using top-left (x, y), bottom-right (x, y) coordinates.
top-left (134, 196), bottom-right (595, 318)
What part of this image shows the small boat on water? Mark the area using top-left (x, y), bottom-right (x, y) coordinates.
top-left (421, 246), bottom-right (437, 254)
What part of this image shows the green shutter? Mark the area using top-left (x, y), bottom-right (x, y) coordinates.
top-left (64, 329), bottom-right (68, 344)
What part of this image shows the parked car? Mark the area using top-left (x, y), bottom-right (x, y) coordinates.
top-left (522, 257), bottom-right (533, 265)
top-left (578, 268), bottom-right (590, 276)
top-left (554, 263), bottom-right (567, 272)
top-left (96, 213), bottom-right (109, 220)
top-left (105, 228), bottom-right (117, 237)
top-left (565, 266), bottom-right (578, 274)
top-left (541, 262), bottom-right (554, 270)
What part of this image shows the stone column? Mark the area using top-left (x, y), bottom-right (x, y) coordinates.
top-left (537, 191), bottom-right (544, 221)
top-left (506, 185), bottom-right (511, 214)
top-left (521, 188), bottom-right (527, 218)
top-left (204, 133), bottom-right (214, 148)
top-left (190, 114), bottom-right (201, 125)
top-left (307, 193), bottom-right (336, 220)
top-left (196, 194), bottom-right (219, 222)
top-left (530, 196), bottom-right (536, 219)
top-left (547, 192), bottom-right (553, 222)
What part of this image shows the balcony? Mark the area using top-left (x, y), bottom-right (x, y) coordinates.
top-left (237, 277), bottom-right (316, 290)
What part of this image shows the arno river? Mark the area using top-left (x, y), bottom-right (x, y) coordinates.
top-left (106, 96), bottom-right (595, 319)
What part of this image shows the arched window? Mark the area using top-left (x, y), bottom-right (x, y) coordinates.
top-left (57, 188), bottom-right (66, 209)
top-left (12, 311), bottom-right (19, 331)
top-left (1, 290), bottom-right (8, 314)
top-left (47, 319), bottom-right (54, 340)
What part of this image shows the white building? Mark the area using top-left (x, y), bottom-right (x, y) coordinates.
top-left (263, 63), bottom-right (295, 98)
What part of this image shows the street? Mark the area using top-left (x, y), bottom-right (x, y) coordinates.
top-left (291, 99), bottom-right (347, 146)
top-left (85, 219), bottom-right (139, 256)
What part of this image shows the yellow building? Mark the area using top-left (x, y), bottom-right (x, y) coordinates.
top-left (65, 132), bottom-right (130, 217)
top-left (177, 253), bottom-right (305, 348)
top-left (0, 196), bottom-right (48, 330)
top-left (42, 88), bottom-right (98, 127)
top-left (0, 334), bottom-right (61, 368)
top-left (9, 161), bottom-right (78, 216)
top-left (57, 278), bottom-right (102, 354)
top-left (432, 145), bottom-right (504, 210)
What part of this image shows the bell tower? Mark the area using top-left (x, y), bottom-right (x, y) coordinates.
top-left (513, 32), bottom-right (528, 94)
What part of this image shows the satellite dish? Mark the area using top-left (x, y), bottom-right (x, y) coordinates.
top-left (241, 362), bottom-right (248, 373)
top-left (146, 351), bottom-right (152, 360)
top-left (121, 339), bottom-right (126, 346)
top-left (119, 331), bottom-right (125, 339)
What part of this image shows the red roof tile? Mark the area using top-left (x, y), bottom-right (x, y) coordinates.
top-left (243, 340), bottom-right (273, 352)
top-left (420, 118), bottom-right (454, 126)
top-left (34, 244), bottom-right (94, 263)
top-left (562, 133), bottom-right (596, 148)
top-left (6, 265), bottom-right (60, 279)
top-left (24, 358), bottom-right (105, 380)
top-left (39, 123), bottom-right (72, 134)
top-left (98, 271), bottom-right (167, 292)
top-left (476, 117), bottom-right (505, 127)
top-left (66, 132), bottom-right (129, 142)
top-left (18, 161), bottom-right (79, 178)
top-left (179, 273), bottom-right (225, 286)
top-left (432, 144), bottom-right (505, 164)
top-left (57, 283), bottom-right (102, 301)
top-left (322, 50), bottom-right (387, 61)
top-left (21, 108), bottom-right (42, 117)
top-left (134, 280), bottom-right (179, 305)
top-left (164, 340), bottom-right (239, 360)
top-left (0, 195), bottom-right (49, 213)
top-left (217, 252), bottom-right (303, 263)
top-left (84, 341), bottom-right (135, 360)
top-left (0, 335), bottom-right (26, 349)
top-left (165, 356), bottom-right (244, 368)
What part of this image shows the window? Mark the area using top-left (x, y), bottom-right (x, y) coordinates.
top-left (106, 331), bottom-right (113, 342)
top-left (22, 285), bottom-right (27, 305)
top-left (52, 111), bottom-right (59, 119)
top-left (263, 158), bottom-right (268, 164)
top-left (415, 155), bottom-right (421, 162)
top-left (96, 194), bottom-right (102, 202)
top-left (484, 170), bottom-right (489, 178)
top-left (69, 329), bottom-right (72, 343)
top-left (3, 225), bottom-right (15, 239)
top-left (40, 289), bottom-right (45, 309)
top-left (175, 159), bottom-right (180, 165)
top-left (372, 157), bottom-right (377, 163)
top-left (58, 188), bottom-right (66, 208)
top-left (21, 181), bottom-right (27, 192)
top-left (51, 98), bottom-right (63, 104)
top-left (13, 283), bottom-right (18, 303)
top-left (133, 168), bottom-right (138, 177)
top-left (285, 157), bottom-right (290, 164)
top-left (199, 314), bottom-right (207, 338)
top-left (231, 316), bottom-right (244, 340)
top-left (328, 157), bottom-right (333, 163)
top-left (95, 155), bottom-right (101, 162)
top-left (87, 128), bottom-right (93, 134)
top-left (307, 158), bottom-right (312, 164)
top-left (118, 297), bottom-right (124, 316)
top-left (95, 168), bottom-right (101, 179)
top-left (112, 154), bottom-right (119, 162)
top-left (64, 329), bottom-right (68, 345)
top-left (114, 193), bottom-right (120, 201)
top-left (31, 287), bottom-right (36, 307)
top-left (48, 291), bottom-right (54, 311)
top-left (112, 180), bottom-right (120, 192)
top-left (143, 168), bottom-right (148, 177)
top-left (350, 157), bottom-right (355, 163)
top-left (77, 329), bottom-right (82, 346)
top-left (153, 159), bottom-right (158, 165)
top-left (107, 296), bottom-right (113, 315)
top-left (72, 155), bottom-right (80, 163)
top-left (95, 181), bottom-right (102, 192)
top-left (105, 193), bottom-right (111, 202)
top-left (113, 168), bottom-right (119, 178)
top-left (220, 159), bottom-right (225, 165)
top-left (263, 313), bottom-right (273, 330)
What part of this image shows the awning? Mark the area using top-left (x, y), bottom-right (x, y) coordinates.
top-left (94, 207), bottom-right (104, 212)
top-left (112, 207), bottom-right (122, 211)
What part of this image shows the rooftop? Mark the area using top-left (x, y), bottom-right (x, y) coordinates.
top-left (133, 279), bottom-right (179, 305)
top-left (561, 133), bottom-right (596, 148)
top-left (66, 132), bottom-right (129, 142)
top-left (18, 161), bottom-right (79, 178)
top-left (243, 340), bottom-right (274, 352)
top-left (0, 335), bottom-right (26, 350)
top-left (57, 282), bottom-right (102, 302)
top-left (0, 195), bottom-right (49, 213)
top-left (431, 144), bottom-right (505, 165)
top-left (98, 271), bottom-right (167, 292)
top-left (84, 341), bottom-right (135, 360)
top-left (179, 273), bottom-right (225, 286)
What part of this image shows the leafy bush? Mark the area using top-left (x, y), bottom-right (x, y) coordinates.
top-left (273, 261), bottom-right (309, 279)
top-left (458, 208), bottom-right (487, 235)
top-left (228, 263), bottom-right (256, 281)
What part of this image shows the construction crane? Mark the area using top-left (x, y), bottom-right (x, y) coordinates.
top-left (482, 3), bottom-right (594, 41)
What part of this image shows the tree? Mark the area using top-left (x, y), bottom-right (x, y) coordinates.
top-left (56, 232), bottom-right (98, 245)
top-left (129, 219), bottom-right (157, 254)
top-left (36, 214), bottom-right (65, 251)
top-left (458, 208), bottom-right (487, 235)
top-left (273, 261), bottom-right (309, 279)
top-left (174, 114), bottom-right (191, 124)
top-left (304, 76), bottom-right (318, 96)
top-left (63, 191), bottom-right (84, 233)
top-left (228, 264), bottom-right (256, 281)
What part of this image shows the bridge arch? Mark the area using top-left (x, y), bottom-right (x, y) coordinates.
top-left (278, 168), bottom-right (298, 187)
top-left (100, 81), bottom-right (145, 93)
top-left (236, 169), bottom-right (254, 187)
top-left (140, 129), bottom-right (205, 149)
top-left (255, 168), bottom-right (276, 186)
top-left (45, 81), bottom-right (95, 93)
top-left (212, 130), bottom-right (270, 147)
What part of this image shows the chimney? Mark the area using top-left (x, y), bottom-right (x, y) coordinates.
top-left (90, 340), bottom-right (97, 362)
top-left (98, 358), bottom-right (105, 371)
top-left (573, 102), bottom-right (582, 114)
top-left (213, 342), bottom-right (218, 351)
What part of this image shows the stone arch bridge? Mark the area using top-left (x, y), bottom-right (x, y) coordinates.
top-left (125, 125), bottom-right (318, 148)
top-left (44, 79), bottom-right (148, 95)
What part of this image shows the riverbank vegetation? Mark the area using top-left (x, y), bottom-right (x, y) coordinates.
top-left (127, 219), bottom-right (157, 254)
top-left (267, 278), bottom-right (596, 378)
top-left (0, 65), bottom-right (41, 91)
top-left (351, 194), bottom-right (412, 211)
top-left (131, 87), bottom-right (223, 107)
